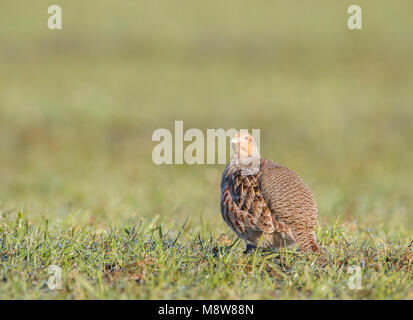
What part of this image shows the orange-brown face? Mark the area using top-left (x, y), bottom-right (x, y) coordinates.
top-left (231, 131), bottom-right (259, 159)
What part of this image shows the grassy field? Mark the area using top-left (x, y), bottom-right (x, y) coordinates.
top-left (0, 1), bottom-right (412, 299)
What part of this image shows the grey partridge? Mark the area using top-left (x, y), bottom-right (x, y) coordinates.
top-left (220, 131), bottom-right (319, 252)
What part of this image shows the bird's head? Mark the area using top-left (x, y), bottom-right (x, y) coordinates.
top-left (230, 131), bottom-right (260, 161)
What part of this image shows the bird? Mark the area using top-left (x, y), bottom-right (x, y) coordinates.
top-left (220, 131), bottom-right (319, 253)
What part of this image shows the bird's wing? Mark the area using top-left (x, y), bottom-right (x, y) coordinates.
top-left (221, 186), bottom-right (259, 234)
top-left (228, 171), bottom-right (291, 234)
top-left (258, 158), bottom-right (318, 229)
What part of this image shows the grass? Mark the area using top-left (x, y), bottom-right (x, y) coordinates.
top-left (0, 211), bottom-right (411, 299)
top-left (0, 1), bottom-right (412, 299)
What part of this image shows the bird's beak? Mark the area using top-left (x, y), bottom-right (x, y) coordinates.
top-left (230, 136), bottom-right (239, 144)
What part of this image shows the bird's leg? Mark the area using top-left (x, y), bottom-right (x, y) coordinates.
top-left (243, 244), bottom-right (256, 254)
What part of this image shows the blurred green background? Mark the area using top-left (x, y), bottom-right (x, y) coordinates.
top-left (0, 1), bottom-right (412, 231)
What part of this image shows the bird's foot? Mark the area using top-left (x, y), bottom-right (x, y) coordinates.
top-left (243, 244), bottom-right (256, 254)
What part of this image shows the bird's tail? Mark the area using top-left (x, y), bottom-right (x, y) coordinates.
top-left (297, 230), bottom-right (319, 253)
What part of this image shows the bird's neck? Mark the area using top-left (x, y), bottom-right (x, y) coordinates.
top-left (230, 154), bottom-right (261, 175)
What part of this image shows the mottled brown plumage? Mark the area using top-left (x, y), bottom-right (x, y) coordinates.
top-left (220, 131), bottom-right (319, 252)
